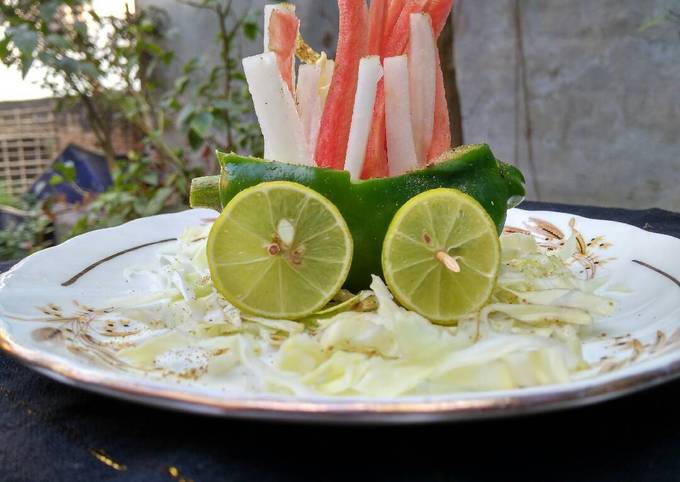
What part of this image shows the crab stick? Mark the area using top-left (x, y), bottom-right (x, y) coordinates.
top-left (264, 4), bottom-right (299, 95)
top-left (425, 0), bottom-right (454, 37)
top-left (315, 0), bottom-right (368, 169)
top-left (361, 87), bottom-right (388, 179)
top-left (428, 58), bottom-right (451, 162)
top-left (383, 0), bottom-right (429, 57)
top-left (368, 0), bottom-right (388, 56)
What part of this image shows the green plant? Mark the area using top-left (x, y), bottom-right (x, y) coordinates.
top-left (0, 1), bottom-right (175, 170)
top-left (0, 0), bottom-right (262, 245)
top-left (0, 183), bottom-right (19, 208)
top-left (0, 196), bottom-right (53, 261)
top-left (69, 152), bottom-right (203, 238)
top-left (167, 0), bottom-right (264, 167)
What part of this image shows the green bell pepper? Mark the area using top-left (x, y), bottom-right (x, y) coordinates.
top-left (191, 144), bottom-right (525, 291)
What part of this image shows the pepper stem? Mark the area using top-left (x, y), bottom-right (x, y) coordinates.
top-left (190, 176), bottom-right (222, 211)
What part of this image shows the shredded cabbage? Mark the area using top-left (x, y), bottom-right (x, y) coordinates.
top-left (111, 227), bottom-right (615, 397)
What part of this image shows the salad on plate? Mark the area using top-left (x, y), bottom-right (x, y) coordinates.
top-left (25, 0), bottom-right (623, 398)
top-left (105, 0), bottom-right (621, 397)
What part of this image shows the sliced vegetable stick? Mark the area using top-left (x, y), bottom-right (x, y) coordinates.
top-left (318, 56), bottom-right (336, 106)
top-left (368, 0), bottom-right (388, 56)
top-left (428, 55), bottom-right (451, 162)
top-left (364, 0), bottom-right (422, 179)
top-left (296, 57), bottom-right (334, 158)
top-left (265, 5), bottom-right (299, 95)
top-left (344, 56), bottom-right (384, 179)
top-left (408, 13), bottom-right (437, 165)
top-left (383, 0), bottom-right (429, 57)
top-left (425, 0), bottom-right (454, 37)
top-left (384, 0), bottom-right (407, 48)
top-left (296, 64), bottom-right (323, 158)
top-left (315, 0), bottom-right (369, 169)
top-left (384, 56), bottom-right (419, 176)
top-left (242, 52), bottom-right (312, 166)
top-left (361, 84), bottom-right (388, 179)
top-left (264, 3), bottom-right (295, 52)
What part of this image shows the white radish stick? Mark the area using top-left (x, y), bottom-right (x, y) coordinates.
top-left (408, 13), bottom-right (437, 165)
top-left (242, 52), bottom-right (312, 166)
top-left (296, 56), bottom-right (335, 160)
top-left (318, 57), bottom-right (335, 106)
top-left (384, 55), bottom-right (419, 177)
top-left (296, 54), bottom-right (335, 161)
top-left (297, 64), bottom-right (323, 158)
top-left (344, 56), bottom-right (383, 179)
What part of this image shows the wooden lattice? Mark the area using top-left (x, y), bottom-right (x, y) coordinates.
top-left (0, 102), bottom-right (58, 196)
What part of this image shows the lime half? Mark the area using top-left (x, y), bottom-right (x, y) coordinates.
top-left (382, 188), bottom-right (500, 323)
top-left (207, 181), bottom-right (353, 319)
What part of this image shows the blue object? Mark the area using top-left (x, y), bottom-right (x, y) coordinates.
top-left (30, 144), bottom-right (113, 204)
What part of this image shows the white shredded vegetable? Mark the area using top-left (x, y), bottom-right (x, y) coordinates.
top-left (111, 227), bottom-right (615, 397)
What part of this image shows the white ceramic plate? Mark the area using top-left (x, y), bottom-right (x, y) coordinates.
top-left (0, 208), bottom-right (679, 424)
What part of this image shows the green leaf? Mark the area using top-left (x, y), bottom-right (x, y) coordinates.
top-left (49, 174), bottom-right (65, 186)
top-left (73, 21), bottom-right (88, 38)
top-left (139, 40), bottom-right (165, 57)
top-left (243, 21), bottom-right (259, 41)
top-left (20, 55), bottom-right (34, 79)
top-left (174, 75), bottom-right (190, 95)
top-left (134, 187), bottom-right (173, 217)
top-left (8, 25), bottom-right (38, 57)
top-left (140, 18), bottom-right (156, 33)
top-left (142, 172), bottom-right (160, 186)
top-left (40, 2), bottom-right (59, 23)
top-left (54, 161), bottom-right (77, 183)
top-left (57, 57), bottom-right (80, 74)
top-left (188, 128), bottom-right (204, 151)
top-left (161, 95), bottom-right (180, 111)
top-left (45, 33), bottom-right (72, 50)
top-left (211, 99), bottom-right (232, 110)
top-left (183, 58), bottom-right (198, 74)
top-left (0, 37), bottom-right (11, 60)
top-left (211, 115), bottom-right (228, 133)
top-left (161, 51), bottom-right (174, 65)
top-left (190, 111), bottom-right (213, 138)
top-left (176, 103), bottom-right (195, 128)
top-left (78, 61), bottom-right (100, 78)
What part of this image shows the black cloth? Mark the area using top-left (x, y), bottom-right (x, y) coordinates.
top-left (1, 201), bottom-right (679, 482)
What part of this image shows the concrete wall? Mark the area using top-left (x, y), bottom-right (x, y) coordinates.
top-left (138, 0), bottom-right (680, 211)
top-left (455, 0), bottom-right (680, 210)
